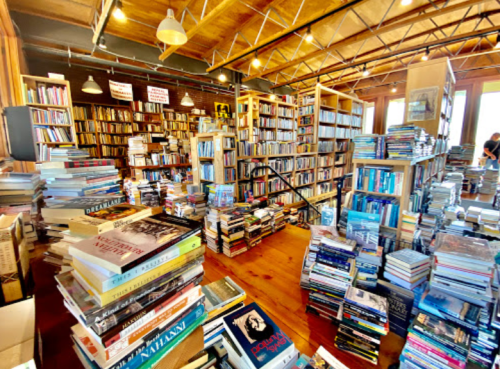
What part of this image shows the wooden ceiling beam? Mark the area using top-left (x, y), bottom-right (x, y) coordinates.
top-left (158, 0), bottom-right (240, 61)
top-left (242, 0), bottom-right (491, 82)
top-left (271, 25), bottom-right (500, 88)
top-left (91, 0), bottom-right (115, 44)
top-left (205, 0), bottom-right (368, 73)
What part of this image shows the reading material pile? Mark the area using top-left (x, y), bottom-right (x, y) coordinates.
top-left (385, 124), bottom-right (427, 160)
top-left (205, 208), bottom-right (223, 253)
top-left (464, 166), bottom-right (485, 194)
top-left (336, 286), bottom-right (389, 364)
top-left (465, 206), bottom-right (482, 224)
top-left (244, 214), bottom-right (262, 249)
top-left (254, 209), bottom-right (272, 238)
top-left (444, 172), bottom-right (464, 203)
top-left (306, 233), bottom-right (357, 322)
top-left (427, 181), bottom-right (456, 219)
top-left (353, 134), bottom-right (378, 159)
top-left (448, 144), bottom-right (475, 162)
top-left (56, 214), bottom-right (205, 369)
top-left (221, 212), bottom-right (247, 258)
top-left (268, 204), bottom-right (285, 232)
top-left (480, 209), bottom-right (500, 236)
top-left (0, 157), bottom-right (13, 173)
top-left (383, 249), bottom-right (430, 290)
top-left (480, 168), bottom-right (499, 195)
top-left (400, 211), bottom-right (421, 244)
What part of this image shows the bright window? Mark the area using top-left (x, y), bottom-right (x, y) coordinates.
top-left (474, 82), bottom-right (500, 160)
top-left (385, 98), bottom-right (405, 133)
top-left (448, 90), bottom-right (467, 147)
top-left (364, 102), bottom-right (375, 134)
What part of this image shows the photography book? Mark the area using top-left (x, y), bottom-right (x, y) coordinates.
top-left (376, 280), bottom-right (414, 338)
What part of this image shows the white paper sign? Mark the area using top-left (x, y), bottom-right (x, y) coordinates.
top-left (48, 73), bottom-right (65, 80)
top-left (147, 86), bottom-right (169, 104)
top-left (109, 80), bottom-right (133, 101)
top-left (215, 138), bottom-right (221, 152)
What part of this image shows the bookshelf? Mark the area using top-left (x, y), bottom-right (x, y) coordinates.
top-left (162, 110), bottom-right (191, 139)
top-left (73, 102), bottom-right (98, 158)
top-left (131, 101), bottom-right (163, 144)
top-left (10, 75), bottom-right (78, 161)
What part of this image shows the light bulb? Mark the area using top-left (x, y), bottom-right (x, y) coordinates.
top-left (218, 71), bottom-right (227, 82)
top-left (305, 26), bottom-right (313, 43)
top-left (362, 65), bottom-right (370, 77)
top-left (252, 56), bottom-right (261, 68)
top-left (113, 1), bottom-right (125, 20)
top-left (392, 86), bottom-right (397, 93)
top-left (270, 94), bottom-right (276, 100)
top-left (401, 0), bottom-right (412, 5)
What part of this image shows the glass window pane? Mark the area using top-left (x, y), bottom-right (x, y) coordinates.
top-left (364, 103), bottom-right (374, 134)
top-left (385, 98), bottom-right (405, 133)
top-left (448, 90), bottom-right (467, 147)
top-left (474, 89), bottom-right (500, 160)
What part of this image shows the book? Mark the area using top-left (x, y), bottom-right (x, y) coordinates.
top-left (41, 159), bottom-right (115, 169)
top-left (41, 196), bottom-right (126, 219)
top-left (69, 214), bottom-right (202, 274)
top-left (386, 249), bottom-right (430, 269)
top-left (344, 286), bottom-right (388, 317)
top-left (304, 346), bottom-right (350, 369)
top-left (222, 302), bottom-right (294, 369)
top-left (421, 288), bottom-right (480, 323)
top-left (434, 233), bottom-right (494, 267)
top-left (202, 276), bottom-right (246, 318)
top-left (376, 280), bottom-right (414, 338)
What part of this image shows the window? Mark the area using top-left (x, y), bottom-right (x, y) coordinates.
top-left (363, 102), bottom-right (375, 134)
top-left (474, 81), bottom-right (500, 160)
top-left (385, 98), bottom-right (405, 133)
top-left (448, 90), bottom-right (467, 147)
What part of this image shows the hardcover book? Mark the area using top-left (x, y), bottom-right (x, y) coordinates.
top-left (41, 196), bottom-right (126, 219)
top-left (422, 288), bottom-right (479, 322)
top-left (346, 211), bottom-right (380, 250)
top-left (222, 302), bottom-right (294, 369)
top-left (202, 276), bottom-right (246, 316)
top-left (434, 233), bottom-right (494, 266)
top-left (386, 249), bottom-right (430, 269)
top-left (344, 286), bottom-right (388, 317)
top-left (376, 280), bottom-right (414, 338)
top-left (41, 159), bottom-right (115, 169)
top-left (69, 214), bottom-right (202, 274)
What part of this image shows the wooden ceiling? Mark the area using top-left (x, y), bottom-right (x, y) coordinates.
top-left (7, 0), bottom-right (500, 92)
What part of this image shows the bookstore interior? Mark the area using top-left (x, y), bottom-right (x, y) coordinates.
top-left (3, 0), bottom-right (500, 369)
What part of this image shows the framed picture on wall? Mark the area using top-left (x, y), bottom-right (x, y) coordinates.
top-left (215, 102), bottom-right (231, 119)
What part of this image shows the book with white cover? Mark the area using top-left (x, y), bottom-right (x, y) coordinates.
top-left (386, 249), bottom-right (430, 269)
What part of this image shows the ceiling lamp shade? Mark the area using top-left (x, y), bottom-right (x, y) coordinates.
top-left (82, 75), bottom-right (103, 94)
top-left (181, 92), bottom-right (194, 107)
top-left (157, 9), bottom-right (188, 45)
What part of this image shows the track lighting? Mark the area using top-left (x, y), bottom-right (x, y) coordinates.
top-left (218, 70), bottom-right (227, 82)
top-left (495, 32), bottom-right (500, 49)
top-left (422, 47), bottom-right (430, 61)
top-left (252, 52), bottom-right (261, 68)
top-left (113, 0), bottom-right (126, 20)
top-left (401, 0), bottom-right (412, 5)
top-left (98, 36), bottom-right (107, 49)
top-left (82, 75), bottom-right (103, 94)
top-left (305, 26), bottom-right (313, 43)
top-left (362, 64), bottom-right (370, 77)
top-left (157, 8), bottom-right (188, 45)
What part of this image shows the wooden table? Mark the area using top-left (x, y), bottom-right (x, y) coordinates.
top-left (31, 224), bottom-right (405, 369)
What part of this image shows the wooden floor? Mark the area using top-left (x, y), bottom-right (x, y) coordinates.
top-left (31, 224), bottom-right (405, 369)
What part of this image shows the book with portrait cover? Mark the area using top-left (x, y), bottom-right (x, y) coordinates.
top-left (222, 302), bottom-right (294, 369)
top-left (69, 214), bottom-right (202, 274)
top-left (376, 280), bottom-right (414, 338)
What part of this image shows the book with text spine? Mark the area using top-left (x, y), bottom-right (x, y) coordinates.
top-left (69, 214), bottom-right (202, 274)
top-left (41, 159), bottom-right (116, 169)
top-left (376, 280), bottom-right (414, 338)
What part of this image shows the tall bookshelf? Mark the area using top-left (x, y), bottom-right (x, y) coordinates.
top-left (18, 75), bottom-right (78, 161)
top-left (73, 102), bottom-right (98, 158)
top-left (162, 110), bottom-right (191, 139)
top-left (131, 101), bottom-right (163, 144)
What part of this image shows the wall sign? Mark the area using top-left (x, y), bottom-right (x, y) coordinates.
top-left (109, 80), bottom-right (133, 101)
top-left (147, 86), bottom-right (169, 104)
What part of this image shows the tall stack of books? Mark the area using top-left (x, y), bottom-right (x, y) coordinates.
top-left (254, 209), bottom-right (272, 238)
top-left (244, 215), bottom-right (262, 249)
top-left (464, 166), bottom-right (485, 194)
top-left (353, 134), bottom-right (378, 159)
top-left (480, 209), bottom-right (500, 236)
top-left (419, 214), bottom-right (438, 251)
top-left (385, 124), bottom-right (427, 160)
top-left (187, 192), bottom-right (207, 219)
top-left (267, 205), bottom-right (285, 233)
top-left (383, 249), bottom-right (430, 290)
top-left (306, 234), bottom-right (357, 322)
top-left (220, 212), bottom-right (246, 258)
top-left (205, 208), bottom-right (223, 253)
top-left (57, 214), bottom-right (205, 369)
top-left (401, 211), bottom-right (421, 245)
top-left (427, 182), bottom-right (456, 218)
top-left (0, 172), bottom-right (43, 249)
top-left (480, 169), bottom-right (498, 195)
top-left (444, 172), bottom-right (464, 203)
top-left (336, 286), bottom-right (389, 364)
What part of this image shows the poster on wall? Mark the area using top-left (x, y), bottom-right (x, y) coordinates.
top-left (147, 86), bottom-right (169, 104)
top-left (215, 102), bottom-right (231, 119)
top-left (109, 80), bottom-right (133, 101)
top-left (407, 86), bottom-right (439, 121)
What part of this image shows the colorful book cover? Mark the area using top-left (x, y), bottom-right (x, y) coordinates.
top-left (344, 286), bottom-right (388, 317)
top-left (434, 233), bottom-right (494, 265)
top-left (346, 210), bottom-right (379, 250)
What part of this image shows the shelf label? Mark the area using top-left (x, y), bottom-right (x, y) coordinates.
top-left (147, 86), bottom-right (169, 104)
top-left (109, 80), bottom-right (133, 101)
top-left (215, 139), bottom-right (221, 152)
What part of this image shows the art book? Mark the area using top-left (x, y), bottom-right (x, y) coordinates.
top-left (376, 280), bottom-right (414, 338)
top-left (434, 233), bottom-right (494, 266)
top-left (386, 249), bottom-right (430, 269)
top-left (346, 210), bottom-right (380, 250)
top-left (69, 214), bottom-right (202, 274)
top-left (344, 286), bottom-right (388, 317)
top-left (222, 302), bottom-right (294, 369)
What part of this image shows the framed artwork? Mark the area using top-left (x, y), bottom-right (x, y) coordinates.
top-left (407, 86), bottom-right (439, 121)
top-left (215, 102), bottom-right (231, 119)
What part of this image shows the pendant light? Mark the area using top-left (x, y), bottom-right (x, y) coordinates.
top-left (270, 89), bottom-right (276, 100)
top-left (252, 52), bottom-right (261, 68)
top-left (391, 84), bottom-right (397, 93)
top-left (98, 36), bottom-right (107, 49)
top-left (82, 76), bottom-right (103, 94)
top-left (113, 0), bottom-right (126, 20)
top-left (362, 64), bottom-right (370, 76)
top-left (181, 92), bottom-right (194, 107)
top-left (305, 26), bottom-right (313, 43)
top-left (494, 31), bottom-right (500, 49)
top-left (421, 47), bottom-right (430, 61)
top-left (157, 3), bottom-right (188, 45)
top-left (401, 0), bottom-right (412, 5)
top-left (218, 70), bottom-right (227, 82)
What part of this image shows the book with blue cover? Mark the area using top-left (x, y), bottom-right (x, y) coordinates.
top-left (222, 302), bottom-right (294, 369)
top-left (421, 288), bottom-right (480, 325)
top-left (346, 211), bottom-right (379, 250)
top-left (376, 280), bottom-right (414, 338)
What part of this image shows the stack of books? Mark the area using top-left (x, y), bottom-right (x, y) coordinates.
top-left (480, 168), bottom-right (499, 195)
top-left (222, 302), bottom-right (298, 369)
top-left (448, 144), bottom-right (475, 162)
top-left (244, 215), bottom-right (262, 248)
top-left (57, 214), bottom-right (205, 369)
top-left (442, 220), bottom-right (474, 236)
top-left (385, 124), bottom-right (427, 160)
top-left (0, 157), bottom-right (13, 173)
top-left (337, 286), bottom-right (389, 364)
top-left (254, 209), bottom-right (272, 238)
top-left (383, 249), bottom-right (430, 290)
top-left (0, 172), bottom-right (43, 249)
top-left (306, 234), bottom-right (357, 322)
top-left (465, 206), bottom-right (482, 223)
top-left (205, 208), bottom-right (223, 253)
top-left (480, 209), bottom-right (500, 227)
top-left (353, 134), bottom-right (378, 159)
top-left (268, 204), bottom-right (285, 232)
top-left (188, 192), bottom-right (207, 219)
top-left (401, 211), bottom-right (421, 244)
top-left (464, 166), bottom-right (485, 194)
top-left (427, 182), bottom-right (456, 218)
top-left (444, 172), bottom-right (464, 203)
top-left (419, 213), bottom-right (438, 250)
top-left (221, 213), bottom-right (247, 258)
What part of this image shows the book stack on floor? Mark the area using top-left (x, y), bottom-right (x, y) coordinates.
top-left (444, 172), bottom-right (464, 204)
top-left (385, 124), bottom-right (427, 160)
top-left (427, 182), bottom-right (456, 219)
top-left (306, 234), bottom-right (357, 322)
top-left (57, 213), bottom-right (206, 369)
top-left (419, 214), bottom-right (438, 252)
top-left (165, 182), bottom-right (186, 215)
top-left (0, 172), bottom-right (43, 249)
top-left (464, 166), bottom-right (485, 194)
top-left (383, 249), bottom-right (430, 291)
top-left (205, 208), bottom-right (223, 253)
top-left (480, 209), bottom-right (500, 236)
top-left (222, 302), bottom-right (298, 369)
top-left (353, 134), bottom-right (378, 159)
top-left (187, 192), bottom-right (208, 220)
top-left (254, 209), bottom-right (272, 238)
top-left (201, 277), bottom-right (246, 348)
top-left (480, 169), bottom-right (499, 195)
top-left (244, 215), bottom-right (262, 249)
top-left (221, 212), bottom-right (247, 258)
top-left (267, 204), bottom-right (285, 233)
top-left (401, 211), bottom-right (421, 245)
top-left (465, 206), bottom-right (482, 224)
top-left (336, 286), bottom-right (389, 364)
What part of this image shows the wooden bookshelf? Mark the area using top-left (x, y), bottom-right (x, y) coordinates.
top-left (162, 110), bottom-right (192, 140)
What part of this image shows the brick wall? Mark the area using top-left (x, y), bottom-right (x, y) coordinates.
top-left (27, 59), bottom-right (235, 116)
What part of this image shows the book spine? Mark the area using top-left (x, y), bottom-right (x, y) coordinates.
top-left (408, 333), bottom-right (466, 364)
top-left (407, 337), bottom-right (465, 369)
top-left (411, 327), bottom-right (468, 357)
top-left (316, 256), bottom-right (350, 271)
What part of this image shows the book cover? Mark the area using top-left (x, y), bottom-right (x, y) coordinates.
top-left (422, 288), bottom-right (473, 320)
top-left (223, 302), bottom-right (294, 369)
top-left (434, 233), bottom-right (494, 265)
top-left (69, 214), bottom-right (202, 274)
top-left (42, 159), bottom-right (115, 169)
top-left (202, 276), bottom-right (246, 314)
top-left (376, 280), bottom-right (414, 338)
top-left (42, 196), bottom-right (126, 218)
top-left (346, 211), bottom-right (380, 250)
top-left (386, 249), bottom-right (430, 269)
top-left (305, 346), bottom-right (350, 369)
top-left (344, 286), bottom-right (388, 316)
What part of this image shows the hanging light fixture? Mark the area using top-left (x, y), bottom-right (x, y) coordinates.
top-left (495, 31), bottom-right (500, 49)
top-left (82, 76), bottom-right (103, 94)
top-left (270, 89), bottom-right (276, 100)
top-left (113, 0), bottom-right (126, 20)
top-left (157, 7), bottom-right (188, 45)
top-left (218, 70), bottom-right (227, 82)
top-left (305, 26), bottom-right (313, 43)
top-left (98, 36), bottom-right (107, 49)
top-left (391, 84), bottom-right (397, 93)
top-left (316, 76), bottom-right (321, 86)
top-left (401, 0), bottom-right (412, 5)
top-left (252, 52), bottom-right (261, 68)
top-left (362, 64), bottom-right (370, 77)
top-left (421, 47), bottom-right (430, 61)
top-left (181, 92), bottom-right (194, 107)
